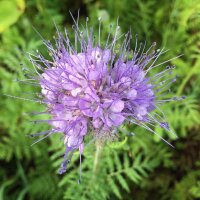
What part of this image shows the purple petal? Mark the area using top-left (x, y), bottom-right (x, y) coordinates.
top-left (109, 113), bottom-right (125, 126)
top-left (110, 100), bottom-right (124, 113)
top-left (126, 89), bottom-right (137, 99)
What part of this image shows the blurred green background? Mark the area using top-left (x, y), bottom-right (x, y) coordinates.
top-left (0, 0), bottom-right (200, 199)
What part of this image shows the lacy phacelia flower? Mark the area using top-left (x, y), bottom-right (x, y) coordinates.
top-left (26, 19), bottom-right (184, 174)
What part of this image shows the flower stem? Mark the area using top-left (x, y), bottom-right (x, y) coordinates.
top-left (93, 142), bottom-right (102, 175)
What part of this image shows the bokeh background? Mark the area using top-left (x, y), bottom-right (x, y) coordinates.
top-left (0, 0), bottom-right (200, 199)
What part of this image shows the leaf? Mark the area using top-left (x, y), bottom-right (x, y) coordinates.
top-left (16, 188), bottom-right (28, 200)
top-left (0, 0), bottom-right (25, 33)
top-left (108, 136), bottom-right (128, 149)
top-left (108, 178), bottom-right (122, 199)
top-left (116, 174), bottom-right (130, 192)
top-left (124, 153), bottom-right (130, 168)
top-left (114, 153), bottom-right (122, 170)
top-left (126, 169), bottom-right (140, 184)
top-left (0, 179), bottom-right (15, 200)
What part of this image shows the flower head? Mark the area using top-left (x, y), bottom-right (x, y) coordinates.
top-left (26, 17), bottom-right (184, 174)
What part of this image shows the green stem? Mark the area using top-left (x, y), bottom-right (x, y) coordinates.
top-left (93, 142), bottom-right (102, 175)
top-left (82, 143), bottom-right (103, 197)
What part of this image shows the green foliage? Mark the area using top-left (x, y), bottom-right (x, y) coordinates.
top-left (0, 0), bottom-right (25, 33)
top-left (0, 0), bottom-right (200, 199)
top-left (51, 143), bottom-right (159, 200)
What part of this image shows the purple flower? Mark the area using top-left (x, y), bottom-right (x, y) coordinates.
top-left (27, 18), bottom-right (184, 174)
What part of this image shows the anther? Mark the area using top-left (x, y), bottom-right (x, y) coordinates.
top-left (152, 42), bottom-right (156, 46)
top-left (181, 95), bottom-right (186, 99)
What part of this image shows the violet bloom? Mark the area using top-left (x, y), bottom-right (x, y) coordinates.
top-left (26, 18), bottom-right (184, 174)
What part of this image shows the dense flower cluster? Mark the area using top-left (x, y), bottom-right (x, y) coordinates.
top-left (26, 18), bottom-right (184, 174)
